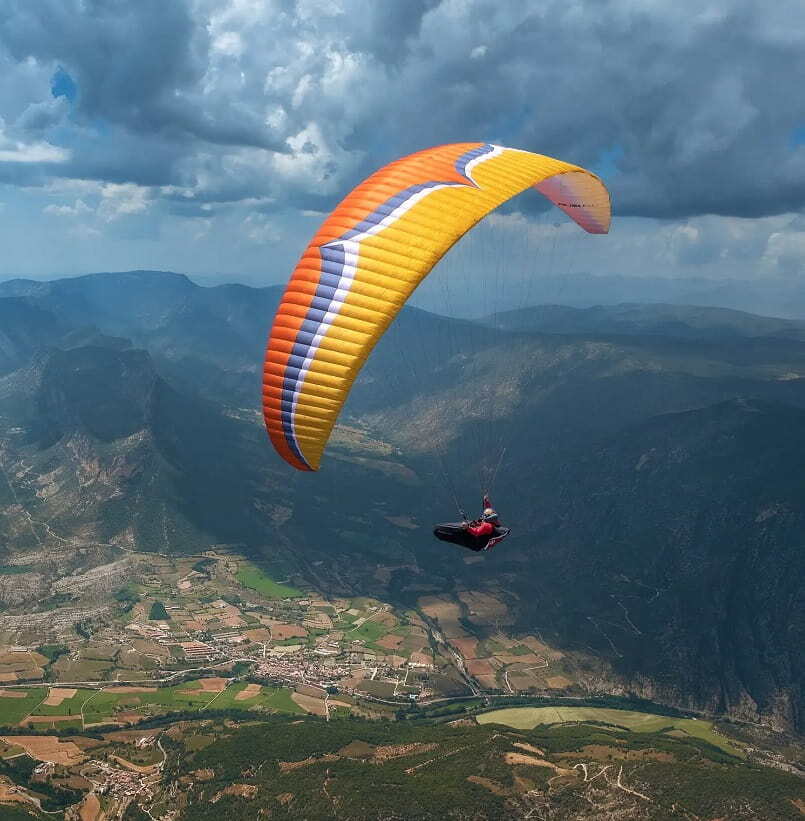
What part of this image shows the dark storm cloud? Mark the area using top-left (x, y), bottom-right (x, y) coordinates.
top-left (0, 0), bottom-right (804, 222)
top-left (0, 0), bottom-right (286, 152)
top-left (342, 0), bottom-right (805, 220)
top-left (345, 0), bottom-right (442, 65)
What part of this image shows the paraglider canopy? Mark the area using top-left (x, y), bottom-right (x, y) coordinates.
top-left (263, 142), bottom-right (611, 471)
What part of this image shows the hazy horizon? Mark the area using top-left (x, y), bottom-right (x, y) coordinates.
top-left (6, 264), bottom-right (805, 321)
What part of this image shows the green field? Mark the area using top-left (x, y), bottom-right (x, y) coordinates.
top-left (77, 682), bottom-right (305, 721)
top-left (347, 619), bottom-right (388, 643)
top-left (149, 683), bottom-right (303, 715)
top-left (83, 691), bottom-right (142, 725)
top-left (32, 689), bottom-right (96, 717)
top-left (211, 684), bottom-right (303, 714)
top-left (0, 690), bottom-right (47, 726)
top-left (0, 565), bottom-right (34, 575)
top-left (236, 563), bottom-right (302, 599)
top-left (476, 706), bottom-right (742, 756)
top-left (13, 681), bottom-right (305, 727)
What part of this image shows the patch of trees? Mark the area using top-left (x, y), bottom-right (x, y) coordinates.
top-left (149, 601), bottom-right (170, 620)
top-left (37, 643), bottom-right (68, 663)
top-left (114, 584), bottom-right (139, 612)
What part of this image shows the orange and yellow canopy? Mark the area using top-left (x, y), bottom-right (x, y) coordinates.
top-left (264, 142), bottom-right (611, 470)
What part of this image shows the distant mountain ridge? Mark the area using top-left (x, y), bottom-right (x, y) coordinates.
top-left (486, 302), bottom-right (805, 341)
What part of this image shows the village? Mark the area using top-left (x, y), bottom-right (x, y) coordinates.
top-left (0, 549), bottom-right (614, 819)
top-left (0, 550), bottom-right (574, 727)
top-left (0, 547), bottom-right (587, 817)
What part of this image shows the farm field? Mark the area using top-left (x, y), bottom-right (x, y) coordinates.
top-left (0, 690), bottom-right (46, 725)
top-left (346, 619), bottom-right (389, 644)
top-left (8, 681), bottom-right (306, 728)
top-left (235, 562), bottom-right (303, 599)
top-left (476, 706), bottom-right (742, 756)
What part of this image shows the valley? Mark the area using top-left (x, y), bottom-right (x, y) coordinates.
top-left (0, 271), bottom-right (803, 816)
top-left (0, 544), bottom-right (603, 726)
top-left (0, 541), bottom-right (798, 818)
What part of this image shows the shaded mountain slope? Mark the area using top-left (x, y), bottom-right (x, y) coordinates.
top-left (498, 399), bottom-right (805, 730)
top-left (0, 338), bottom-right (285, 558)
top-left (0, 298), bottom-right (70, 375)
top-left (0, 333), bottom-right (426, 571)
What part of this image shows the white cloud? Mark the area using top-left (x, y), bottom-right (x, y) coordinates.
top-left (97, 183), bottom-right (151, 222)
top-left (0, 119), bottom-right (69, 163)
top-left (762, 229), bottom-right (805, 276)
top-left (212, 31), bottom-right (244, 57)
top-left (242, 212), bottom-right (279, 244)
top-left (44, 198), bottom-right (91, 217)
top-left (272, 122), bottom-right (361, 194)
top-left (0, 142), bottom-right (70, 163)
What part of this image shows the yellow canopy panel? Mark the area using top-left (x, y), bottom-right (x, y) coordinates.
top-left (264, 142), bottom-right (611, 470)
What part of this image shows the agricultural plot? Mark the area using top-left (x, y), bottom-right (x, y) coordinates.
top-left (476, 706), bottom-right (742, 756)
top-left (236, 562), bottom-right (303, 599)
top-left (291, 692), bottom-right (328, 716)
top-left (0, 689), bottom-right (45, 726)
top-left (32, 688), bottom-right (91, 717)
top-left (82, 691), bottom-right (143, 726)
top-left (0, 735), bottom-right (86, 765)
top-left (418, 596), bottom-right (467, 638)
top-left (375, 634), bottom-right (404, 651)
top-left (399, 634), bottom-right (429, 656)
top-left (0, 650), bottom-right (46, 684)
top-left (92, 681), bottom-right (304, 720)
top-left (356, 680), bottom-right (401, 700)
top-left (205, 683), bottom-right (303, 714)
top-left (457, 590), bottom-right (513, 625)
top-left (346, 619), bottom-right (389, 644)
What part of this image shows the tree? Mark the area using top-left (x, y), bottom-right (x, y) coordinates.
top-left (149, 601), bottom-right (169, 620)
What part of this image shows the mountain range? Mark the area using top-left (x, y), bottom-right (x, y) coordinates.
top-left (0, 270), bottom-right (802, 732)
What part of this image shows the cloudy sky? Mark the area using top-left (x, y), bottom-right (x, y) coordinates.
top-left (1, 0), bottom-right (804, 307)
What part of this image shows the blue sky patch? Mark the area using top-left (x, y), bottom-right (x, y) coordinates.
top-left (51, 67), bottom-right (77, 103)
top-left (592, 145), bottom-right (624, 180)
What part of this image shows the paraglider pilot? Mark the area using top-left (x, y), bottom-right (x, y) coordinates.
top-left (433, 494), bottom-right (510, 552)
top-left (462, 495), bottom-right (501, 547)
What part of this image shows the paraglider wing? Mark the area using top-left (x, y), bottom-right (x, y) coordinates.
top-left (264, 142), bottom-right (611, 470)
